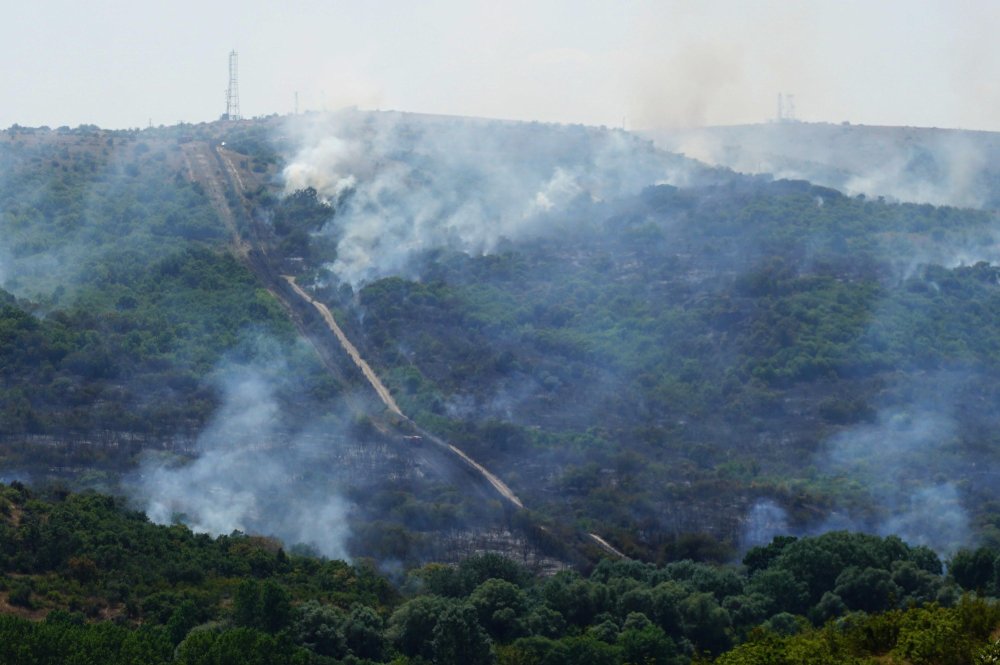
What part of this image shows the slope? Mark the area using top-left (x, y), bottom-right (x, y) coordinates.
top-left (250, 110), bottom-right (1000, 561)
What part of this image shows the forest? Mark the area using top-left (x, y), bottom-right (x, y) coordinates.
top-left (6, 113), bottom-right (1000, 662)
top-left (305, 160), bottom-right (1000, 560)
top-left (2, 483), bottom-right (1000, 664)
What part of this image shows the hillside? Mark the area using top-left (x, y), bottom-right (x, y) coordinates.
top-left (4, 112), bottom-right (1000, 571)
top-left (254, 111), bottom-right (1000, 562)
top-left (0, 119), bottom-right (597, 569)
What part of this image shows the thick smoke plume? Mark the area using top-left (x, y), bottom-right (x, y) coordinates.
top-left (133, 350), bottom-right (352, 559)
top-left (281, 110), bottom-right (694, 286)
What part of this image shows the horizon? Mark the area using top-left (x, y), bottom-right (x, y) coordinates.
top-left (2, 1), bottom-right (998, 133)
top-left (5, 108), bottom-right (999, 137)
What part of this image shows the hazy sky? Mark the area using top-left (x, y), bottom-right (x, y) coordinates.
top-left (2, 1), bottom-right (998, 131)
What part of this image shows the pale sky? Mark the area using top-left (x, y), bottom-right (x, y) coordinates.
top-left (2, 0), bottom-right (998, 131)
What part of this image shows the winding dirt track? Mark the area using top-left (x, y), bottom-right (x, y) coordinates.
top-left (283, 276), bottom-right (404, 417)
top-left (421, 430), bottom-right (525, 509)
top-left (193, 141), bottom-right (638, 553)
top-left (181, 143), bottom-right (250, 257)
top-left (283, 274), bottom-right (524, 509)
top-left (197, 143), bottom-right (526, 511)
top-left (588, 533), bottom-right (629, 559)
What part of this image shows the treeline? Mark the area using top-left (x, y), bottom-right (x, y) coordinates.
top-left (2, 484), bottom-right (1000, 664)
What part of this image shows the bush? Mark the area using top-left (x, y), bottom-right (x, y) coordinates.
top-left (8, 581), bottom-right (33, 608)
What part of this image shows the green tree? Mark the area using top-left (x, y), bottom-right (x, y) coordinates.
top-left (470, 578), bottom-right (529, 642)
top-left (746, 568), bottom-right (810, 615)
top-left (388, 595), bottom-right (450, 659)
top-left (618, 622), bottom-right (684, 665)
top-left (344, 604), bottom-right (386, 661)
top-left (167, 599), bottom-right (202, 645)
top-left (293, 600), bottom-right (347, 658)
top-left (260, 580), bottom-right (292, 633)
top-left (833, 566), bottom-right (901, 613)
top-left (950, 547), bottom-right (996, 592)
top-left (233, 579), bottom-right (263, 629)
top-left (432, 603), bottom-right (495, 665)
top-left (679, 591), bottom-right (731, 654)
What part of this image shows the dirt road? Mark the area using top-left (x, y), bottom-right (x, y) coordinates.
top-left (588, 533), bottom-right (629, 559)
top-left (192, 141), bottom-right (527, 512)
top-left (283, 276), bottom-right (404, 418)
top-left (284, 275), bottom-right (524, 509)
top-left (181, 143), bottom-right (250, 257)
top-left (191, 141), bottom-right (639, 551)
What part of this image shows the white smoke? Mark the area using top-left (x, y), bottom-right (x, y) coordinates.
top-left (135, 355), bottom-right (352, 559)
top-left (820, 407), bottom-right (970, 555)
top-left (281, 110), bottom-right (693, 286)
top-left (529, 167), bottom-right (586, 214)
top-left (842, 132), bottom-right (991, 209)
top-left (879, 483), bottom-right (969, 553)
top-left (744, 406), bottom-right (971, 556)
top-left (647, 123), bottom-right (1000, 210)
top-left (741, 499), bottom-right (790, 551)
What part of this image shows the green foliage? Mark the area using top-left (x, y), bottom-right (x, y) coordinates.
top-left (175, 626), bottom-right (306, 665)
top-left (893, 605), bottom-right (971, 665)
top-left (950, 546), bottom-right (998, 592)
top-left (0, 247), bottom-right (305, 439)
top-left (0, 486), bottom-right (999, 665)
top-left (0, 128), bottom-right (341, 454)
top-left (167, 600), bottom-right (202, 645)
top-left (431, 603), bottom-right (495, 665)
top-left (9, 122), bottom-right (1000, 665)
top-left (764, 531), bottom-right (935, 607)
top-left (976, 639), bottom-right (1000, 665)
top-left (269, 187), bottom-right (334, 260)
top-left (469, 578), bottom-right (529, 641)
top-left (618, 620), bottom-right (684, 665)
top-left (0, 130), bottom-right (224, 299)
top-left (293, 600), bottom-right (347, 658)
top-left (833, 567), bottom-right (900, 613)
top-left (388, 595), bottom-right (449, 660)
top-left (323, 174), bottom-right (1000, 554)
top-left (344, 604), bottom-right (387, 661)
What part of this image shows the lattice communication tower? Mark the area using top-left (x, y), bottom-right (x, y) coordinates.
top-left (224, 50), bottom-right (241, 121)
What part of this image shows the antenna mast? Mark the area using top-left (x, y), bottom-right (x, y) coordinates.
top-left (776, 92), bottom-right (796, 123)
top-left (224, 50), bottom-right (241, 121)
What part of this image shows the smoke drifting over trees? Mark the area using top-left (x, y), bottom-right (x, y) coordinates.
top-left (648, 123), bottom-right (1000, 211)
top-left (134, 347), bottom-right (353, 560)
top-left (280, 110), bottom-right (700, 286)
top-left (268, 110), bottom-right (1000, 559)
top-left (6, 109), bottom-right (1000, 568)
